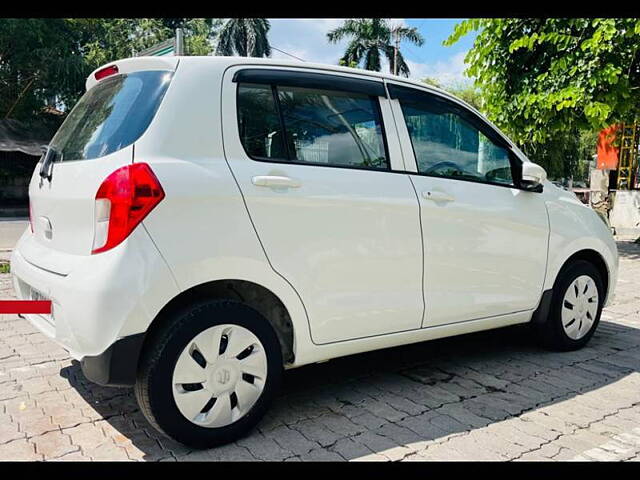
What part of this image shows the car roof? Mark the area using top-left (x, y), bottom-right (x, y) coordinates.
top-left (172, 55), bottom-right (460, 102)
top-left (92, 55), bottom-right (466, 114)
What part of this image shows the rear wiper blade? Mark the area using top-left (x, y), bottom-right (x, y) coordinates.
top-left (39, 146), bottom-right (56, 181)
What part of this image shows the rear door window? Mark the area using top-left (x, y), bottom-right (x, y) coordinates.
top-left (237, 81), bottom-right (389, 170)
top-left (237, 83), bottom-right (287, 160)
top-left (49, 70), bottom-right (173, 162)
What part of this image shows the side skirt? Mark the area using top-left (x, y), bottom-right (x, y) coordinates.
top-left (290, 309), bottom-right (533, 369)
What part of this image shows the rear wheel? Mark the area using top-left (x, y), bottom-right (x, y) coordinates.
top-left (536, 260), bottom-right (605, 351)
top-left (135, 300), bottom-right (282, 448)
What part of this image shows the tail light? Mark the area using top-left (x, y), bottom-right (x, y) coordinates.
top-left (95, 65), bottom-right (119, 81)
top-left (92, 163), bottom-right (164, 254)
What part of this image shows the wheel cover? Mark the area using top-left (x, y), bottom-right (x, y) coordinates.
top-left (171, 324), bottom-right (268, 428)
top-left (561, 275), bottom-right (599, 340)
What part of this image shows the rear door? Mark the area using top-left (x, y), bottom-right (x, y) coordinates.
top-left (222, 67), bottom-right (424, 345)
top-left (27, 59), bottom-right (176, 265)
top-left (388, 82), bottom-right (549, 327)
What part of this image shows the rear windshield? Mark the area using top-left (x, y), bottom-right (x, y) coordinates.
top-left (49, 70), bottom-right (173, 162)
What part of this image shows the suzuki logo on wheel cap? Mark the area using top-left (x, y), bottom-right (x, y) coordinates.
top-left (217, 368), bottom-right (231, 385)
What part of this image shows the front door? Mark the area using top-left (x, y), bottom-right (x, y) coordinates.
top-left (390, 83), bottom-right (549, 327)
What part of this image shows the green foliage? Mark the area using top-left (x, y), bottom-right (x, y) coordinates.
top-left (214, 19), bottom-right (271, 57)
top-left (421, 77), bottom-right (441, 88)
top-left (444, 18), bottom-right (640, 146)
top-left (520, 129), bottom-right (596, 183)
top-left (421, 77), bottom-right (484, 112)
top-left (328, 19), bottom-right (424, 77)
top-left (76, 18), bottom-right (219, 67)
top-left (0, 18), bottom-right (220, 124)
top-left (0, 19), bottom-right (87, 123)
top-left (338, 59), bottom-right (359, 69)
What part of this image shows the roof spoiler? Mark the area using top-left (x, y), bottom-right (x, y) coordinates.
top-left (85, 56), bottom-right (180, 91)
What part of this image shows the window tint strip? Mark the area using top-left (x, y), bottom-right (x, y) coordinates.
top-left (233, 69), bottom-right (386, 98)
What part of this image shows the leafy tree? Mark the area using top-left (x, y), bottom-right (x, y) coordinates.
top-left (421, 77), bottom-right (441, 88)
top-left (215, 19), bottom-right (271, 57)
top-left (446, 83), bottom-right (484, 112)
top-left (74, 19), bottom-right (169, 68)
top-left (444, 18), bottom-right (640, 145)
top-left (0, 18), bottom-right (221, 124)
top-left (179, 19), bottom-right (223, 56)
top-left (327, 19), bottom-right (424, 77)
top-left (77, 18), bottom-right (220, 67)
top-left (338, 59), bottom-right (359, 69)
top-left (421, 77), bottom-right (484, 111)
top-left (0, 19), bottom-right (87, 123)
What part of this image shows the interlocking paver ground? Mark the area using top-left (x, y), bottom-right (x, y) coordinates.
top-left (1, 239), bottom-right (639, 461)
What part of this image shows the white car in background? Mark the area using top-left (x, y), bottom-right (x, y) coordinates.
top-left (11, 56), bottom-right (618, 448)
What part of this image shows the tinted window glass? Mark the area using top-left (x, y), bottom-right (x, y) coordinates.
top-left (399, 96), bottom-right (514, 185)
top-left (50, 70), bottom-right (173, 162)
top-left (237, 81), bottom-right (388, 170)
top-left (237, 83), bottom-right (287, 160)
top-left (277, 86), bottom-right (388, 169)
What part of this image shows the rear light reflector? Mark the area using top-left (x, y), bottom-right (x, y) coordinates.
top-left (91, 163), bottom-right (164, 254)
top-left (95, 65), bottom-right (119, 81)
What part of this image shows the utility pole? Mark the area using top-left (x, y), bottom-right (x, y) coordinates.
top-left (175, 28), bottom-right (184, 56)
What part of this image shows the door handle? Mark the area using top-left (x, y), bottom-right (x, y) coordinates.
top-left (422, 191), bottom-right (455, 202)
top-left (252, 175), bottom-right (302, 188)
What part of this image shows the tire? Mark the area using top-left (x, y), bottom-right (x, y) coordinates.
top-left (134, 299), bottom-right (283, 448)
top-left (535, 260), bottom-right (605, 351)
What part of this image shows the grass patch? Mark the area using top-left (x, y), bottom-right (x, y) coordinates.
top-left (0, 262), bottom-right (10, 274)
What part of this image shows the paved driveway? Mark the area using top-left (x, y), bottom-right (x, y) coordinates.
top-left (0, 241), bottom-right (639, 461)
top-left (0, 219), bottom-right (28, 251)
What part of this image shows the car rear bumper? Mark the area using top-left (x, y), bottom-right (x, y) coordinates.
top-left (10, 226), bottom-right (179, 362)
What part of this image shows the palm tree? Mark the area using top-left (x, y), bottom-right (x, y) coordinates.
top-left (215, 18), bottom-right (271, 57)
top-left (327, 19), bottom-right (424, 77)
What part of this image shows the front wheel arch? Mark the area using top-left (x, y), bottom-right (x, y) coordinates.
top-left (557, 249), bottom-right (609, 302)
top-left (531, 249), bottom-right (608, 327)
top-left (533, 259), bottom-right (605, 351)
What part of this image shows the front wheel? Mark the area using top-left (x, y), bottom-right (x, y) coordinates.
top-left (134, 300), bottom-right (283, 448)
top-left (535, 260), bottom-right (605, 351)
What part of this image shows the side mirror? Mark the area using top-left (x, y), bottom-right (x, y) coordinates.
top-left (520, 162), bottom-right (547, 192)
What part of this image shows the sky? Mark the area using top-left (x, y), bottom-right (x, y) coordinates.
top-left (267, 19), bottom-right (478, 86)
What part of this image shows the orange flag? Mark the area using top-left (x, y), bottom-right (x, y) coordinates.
top-left (596, 124), bottom-right (620, 170)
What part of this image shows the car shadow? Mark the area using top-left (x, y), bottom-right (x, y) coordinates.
top-left (60, 316), bottom-right (640, 461)
top-left (618, 239), bottom-right (640, 261)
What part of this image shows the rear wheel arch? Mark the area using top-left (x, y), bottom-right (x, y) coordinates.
top-left (141, 280), bottom-right (295, 368)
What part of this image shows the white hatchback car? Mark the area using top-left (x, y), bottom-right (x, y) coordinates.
top-left (11, 56), bottom-right (618, 448)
